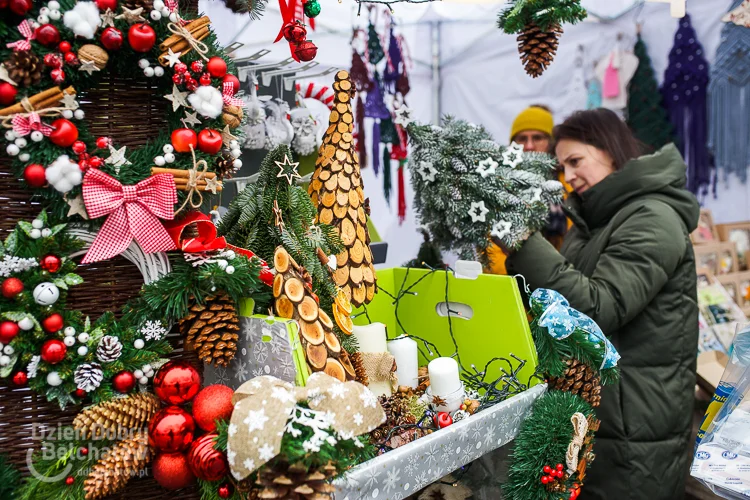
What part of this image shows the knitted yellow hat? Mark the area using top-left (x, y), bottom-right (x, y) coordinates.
top-left (510, 106), bottom-right (554, 142)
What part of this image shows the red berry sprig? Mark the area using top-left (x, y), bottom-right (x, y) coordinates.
top-left (540, 463), bottom-right (565, 485)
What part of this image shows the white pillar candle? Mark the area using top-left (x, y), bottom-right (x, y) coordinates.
top-left (388, 336), bottom-right (419, 388)
top-left (367, 380), bottom-right (392, 398)
top-left (428, 357), bottom-right (461, 397)
top-left (352, 323), bottom-right (388, 353)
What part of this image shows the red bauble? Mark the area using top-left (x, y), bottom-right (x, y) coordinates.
top-left (433, 411), bottom-right (453, 428)
top-left (50, 68), bottom-right (66, 85)
top-left (192, 384), bottom-right (234, 432)
top-left (95, 0), bottom-right (117, 10)
top-left (65, 476), bottom-right (74, 486)
top-left (12, 371), bottom-right (28, 386)
top-left (75, 388), bottom-right (86, 398)
top-left (0, 82), bottom-right (17, 106)
top-left (23, 164), bottom-right (47, 187)
top-left (89, 156), bottom-right (103, 168)
top-left (128, 24), bottom-right (156, 53)
top-left (541, 476), bottom-right (550, 485)
top-left (199, 73), bottom-right (212, 86)
top-left (282, 21), bottom-right (307, 44)
top-left (80, 447), bottom-right (89, 456)
top-left (149, 406), bottom-right (196, 452)
top-left (153, 360), bottom-right (201, 405)
top-left (172, 73), bottom-right (184, 85)
top-left (171, 128), bottom-right (198, 154)
top-left (64, 52), bottom-right (79, 66)
top-left (2, 277), bottom-right (24, 298)
top-left (218, 484), bottom-right (231, 499)
top-left (42, 313), bottom-right (64, 333)
top-left (191, 60), bottom-right (204, 73)
top-left (101, 27), bottom-right (124, 51)
top-left (556, 464), bottom-right (564, 471)
top-left (294, 40), bottom-right (318, 62)
top-left (40, 254), bottom-right (62, 273)
top-left (221, 74), bottom-right (239, 94)
top-left (185, 79), bottom-right (198, 92)
top-left (113, 370), bottom-right (136, 393)
top-left (152, 452), bottom-right (196, 490)
top-left (0, 321), bottom-right (19, 343)
top-left (206, 56), bottom-right (227, 78)
top-left (174, 62), bottom-right (188, 74)
top-left (44, 53), bottom-right (63, 68)
top-left (197, 129), bottom-right (223, 155)
top-left (36, 24), bottom-right (61, 47)
top-left (72, 140), bottom-right (87, 155)
top-left (187, 433), bottom-right (228, 481)
top-left (8, 0), bottom-right (32, 15)
top-left (41, 339), bottom-right (67, 364)
top-left (59, 41), bottom-right (72, 53)
top-left (49, 119), bottom-right (79, 148)
top-left (95, 136), bottom-right (111, 149)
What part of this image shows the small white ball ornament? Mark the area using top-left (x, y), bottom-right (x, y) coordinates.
top-left (162, 144), bottom-right (174, 154)
top-left (48, 1), bottom-right (60, 9)
top-left (19, 153), bottom-right (30, 162)
top-left (229, 140), bottom-right (239, 149)
top-left (78, 332), bottom-right (90, 343)
top-left (164, 153), bottom-right (175, 163)
top-left (225, 250), bottom-right (236, 260)
top-left (18, 317), bottom-right (34, 330)
top-left (0, 355), bottom-right (10, 367)
top-left (32, 219), bottom-right (44, 229)
top-left (138, 59), bottom-right (150, 69)
top-left (150, 10), bottom-right (161, 20)
top-left (143, 66), bottom-right (155, 77)
top-left (49, 9), bottom-right (61, 20)
top-left (233, 159), bottom-right (242, 169)
top-left (226, 265), bottom-right (235, 275)
top-left (134, 339), bottom-right (145, 349)
top-left (6, 144), bottom-right (20, 156)
top-left (134, 369), bottom-right (144, 379)
top-left (154, 155), bottom-right (166, 166)
top-left (4, 130), bottom-right (16, 141)
top-left (41, 228), bottom-right (52, 238)
top-left (47, 371), bottom-right (62, 386)
top-left (153, 0), bottom-right (164, 9)
top-left (64, 326), bottom-right (76, 337)
top-left (33, 282), bottom-right (60, 306)
top-left (160, 6), bottom-right (170, 16)
top-left (216, 260), bottom-right (228, 270)
top-left (3, 345), bottom-right (14, 355)
top-left (37, 14), bottom-right (50, 24)
top-left (31, 131), bottom-right (44, 142)
top-left (30, 229), bottom-right (42, 239)
top-left (39, 6), bottom-right (49, 14)
top-left (230, 148), bottom-right (242, 159)
top-left (15, 137), bottom-right (27, 148)
top-left (74, 109), bottom-right (85, 120)
top-left (142, 363), bottom-right (152, 372)
top-left (77, 346), bottom-right (88, 356)
top-left (139, 376), bottom-right (149, 385)
top-left (154, 66), bottom-right (164, 77)
top-left (168, 12), bottom-right (178, 22)
top-left (62, 109), bottom-right (73, 119)
top-left (63, 336), bottom-right (76, 347)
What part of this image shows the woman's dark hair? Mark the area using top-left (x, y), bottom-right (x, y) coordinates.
top-left (553, 108), bottom-right (643, 170)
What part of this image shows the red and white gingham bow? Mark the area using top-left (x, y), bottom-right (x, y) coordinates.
top-left (222, 81), bottom-right (244, 107)
top-left (11, 112), bottom-right (54, 137)
top-left (6, 21), bottom-right (36, 51)
top-left (81, 170), bottom-right (178, 264)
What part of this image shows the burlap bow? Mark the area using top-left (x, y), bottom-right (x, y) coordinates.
top-left (227, 373), bottom-right (385, 481)
top-left (565, 412), bottom-right (589, 475)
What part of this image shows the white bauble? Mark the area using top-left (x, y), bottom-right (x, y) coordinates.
top-left (77, 346), bottom-right (88, 356)
top-left (226, 265), bottom-right (235, 275)
top-left (0, 355), bottom-right (10, 367)
top-left (153, 0), bottom-right (164, 9)
top-left (6, 144), bottom-right (20, 156)
top-left (31, 131), bottom-right (44, 142)
top-left (143, 66), bottom-right (155, 77)
top-left (32, 219), bottom-right (44, 229)
top-left (18, 317), bottom-right (34, 330)
top-left (41, 228), bottom-right (52, 237)
top-left (33, 282), bottom-right (60, 306)
top-left (230, 148), bottom-right (241, 159)
top-left (78, 332), bottom-right (90, 343)
top-left (168, 12), bottom-right (178, 22)
top-left (64, 326), bottom-right (76, 337)
top-left (150, 10), bottom-right (161, 20)
top-left (154, 155), bottom-right (166, 166)
top-left (30, 229), bottom-right (42, 239)
top-left (164, 153), bottom-right (175, 163)
top-left (74, 109), bottom-right (85, 120)
top-left (134, 369), bottom-right (144, 379)
top-left (134, 339), bottom-right (145, 349)
top-left (63, 336), bottom-right (76, 347)
top-left (162, 144), bottom-right (174, 154)
top-left (47, 371), bottom-right (62, 386)
top-left (49, 9), bottom-right (61, 20)
top-left (154, 66), bottom-right (164, 77)
top-left (48, 1), bottom-right (60, 10)
top-left (139, 376), bottom-right (149, 385)
top-left (19, 153), bottom-right (30, 162)
top-left (15, 137), bottom-right (27, 148)
top-left (3, 345), bottom-right (14, 355)
top-left (233, 159), bottom-right (242, 169)
top-left (4, 130), bottom-right (16, 141)
top-left (138, 59), bottom-right (150, 69)
top-left (62, 109), bottom-right (74, 119)
top-left (37, 14), bottom-right (50, 24)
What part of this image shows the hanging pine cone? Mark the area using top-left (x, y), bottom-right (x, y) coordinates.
top-left (74, 363), bottom-right (104, 393)
top-left (216, 154), bottom-right (239, 180)
top-left (254, 460), bottom-right (337, 500)
top-left (121, 0), bottom-right (154, 12)
top-left (516, 22), bottom-right (563, 78)
top-left (96, 335), bottom-right (123, 363)
top-left (4, 51), bottom-right (43, 87)
top-left (179, 293), bottom-right (240, 367)
top-left (548, 358), bottom-right (602, 407)
top-left (83, 430), bottom-right (151, 500)
top-left (73, 393), bottom-right (161, 439)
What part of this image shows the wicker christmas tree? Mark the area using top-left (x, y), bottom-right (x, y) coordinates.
top-left (308, 70), bottom-right (378, 308)
top-left (626, 34), bottom-right (675, 150)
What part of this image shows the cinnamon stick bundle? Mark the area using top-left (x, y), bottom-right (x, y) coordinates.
top-left (160, 16), bottom-right (210, 51)
top-left (0, 86), bottom-right (76, 116)
top-left (174, 180), bottom-right (223, 192)
top-left (151, 167), bottom-right (217, 179)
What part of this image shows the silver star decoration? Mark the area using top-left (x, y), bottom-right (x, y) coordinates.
top-left (530, 187), bottom-right (542, 203)
top-left (58, 91), bottom-right (79, 110)
top-left (116, 6), bottom-right (145, 23)
top-left (0, 64), bottom-right (15, 85)
top-left (417, 161), bottom-right (438, 183)
top-left (393, 106), bottom-right (413, 127)
top-left (221, 125), bottom-right (238, 148)
top-left (468, 201), bottom-right (489, 223)
top-left (205, 176), bottom-right (222, 194)
top-left (164, 84), bottom-right (189, 112)
top-left (502, 142), bottom-right (524, 169)
top-left (66, 195), bottom-right (88, 219)
top-left (105, 144), bottom-right (132, 174)
top-left (275, 154), bottom-right (301, 184)
top-left (78, 60), bottom-right (100, 76)
top-left (182, 110), bottom-right (202, 128)
top-left (490, 220), bottom-right (512, 241)
top-left (100, 8), bottom-right (116, 27)
top-left (163, 48), bottom-right (182, 68)
top-left (475, 157), bottom-right (498, 178)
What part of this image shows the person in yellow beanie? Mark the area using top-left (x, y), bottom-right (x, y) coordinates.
top-left (487, 105), bottom-right (571, 275)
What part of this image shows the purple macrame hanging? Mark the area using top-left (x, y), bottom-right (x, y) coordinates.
top-left (384, 26), bottom-right (403, 94)
top-left (661, 14), bottom-right (713, 197)
top-left (365, 72), bottom-right (390, 120)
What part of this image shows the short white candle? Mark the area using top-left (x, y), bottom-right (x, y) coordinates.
top-left (388, 336), bottom-right (419, 388)
top-left (428, 357), bottom-right (461, 397)
top-left (352, 323), bottom-right (387, 353)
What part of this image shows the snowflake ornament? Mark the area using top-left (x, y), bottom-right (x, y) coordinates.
top-left (491, 220), bottom-right (512, 240)
top-left (27, 355), bottom-right (40, 379)
top-left (0, 255), bottom-right (38, 277)
top-left (417, 161), bottom-right (438, 183)
top-left (140, 320), bottom-right (167, 341)
top-left (502, 142), bottom-right (524, 168)
top-left (475, 157), bottom-right (498, 178)
top-left (468, 201), bottom-right (489, 223)
top-left (394, 106), bottom-right (414, 127)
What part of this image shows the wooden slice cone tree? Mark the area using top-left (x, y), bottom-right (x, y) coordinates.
top-left (273, 246), bottom-right (357, 381)
top-left (309, 70), bottom-right (377, 308)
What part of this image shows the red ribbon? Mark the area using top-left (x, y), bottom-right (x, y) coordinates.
top-left (222, 81), bottom-right (244, 107)
top-left (81, 170), bottom-right (178, 264)
top-left (163, 211), bottom-right (274, 286)
top-left (6, 20), bottom-right (35, 52)
top-left (11, 113), bottom-right (54, 137)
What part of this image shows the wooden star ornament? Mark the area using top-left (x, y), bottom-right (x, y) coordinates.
top-left (275, 154), bottom-right (302, 185)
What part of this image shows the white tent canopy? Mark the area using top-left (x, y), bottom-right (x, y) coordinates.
top-left (201, 0), bottom-right (744, 267)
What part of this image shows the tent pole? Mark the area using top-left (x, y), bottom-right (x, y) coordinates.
top-left (431, 20), bottom-right (441, 125)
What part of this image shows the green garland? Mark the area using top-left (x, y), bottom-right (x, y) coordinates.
top-left (497, 0), bottom-right (588, 34)
top-left (0, 454), bottom-right (21, 500)
top-left (504, 391), bottom-right (595, 500)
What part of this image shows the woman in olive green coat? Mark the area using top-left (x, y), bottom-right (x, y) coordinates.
top-left (505, 109), bottom-right (700, 499)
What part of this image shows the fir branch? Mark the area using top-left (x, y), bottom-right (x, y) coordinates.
top-left (497, 0), bottom-right (587, 34)
top-left (198, 478), bottom-right (244, 500)
top-left (0, 455), bottom-right (20, 500)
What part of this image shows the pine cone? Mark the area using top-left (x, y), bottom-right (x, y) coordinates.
top-left (74, 393), bottom-right (161, 439)
top-left (255, 460), bottom-right (337, 500)
top-left (548, 358), bottom-right (602, 407)
top-left (350, 351), bottom-right (369, 386)
top-left (516, 22), bottom-right (563, 78)
top-left (179, 293), bottom-right (240, 367)
top-left (5, 51), bottom-right (43, 87)
top-left (83, 430), bottom-right (151, 500)
top-left (216, 154), bottom-right (239, 180)
top-left (74, 363), bottom-right (104, 393)
top-left (96, 335), bottom-right (123, 363)
top-left (121, 0), bottom-right (153, 12)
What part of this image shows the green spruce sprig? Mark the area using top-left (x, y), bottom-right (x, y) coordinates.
top-left (497, 0), bottom-right (588, 34)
